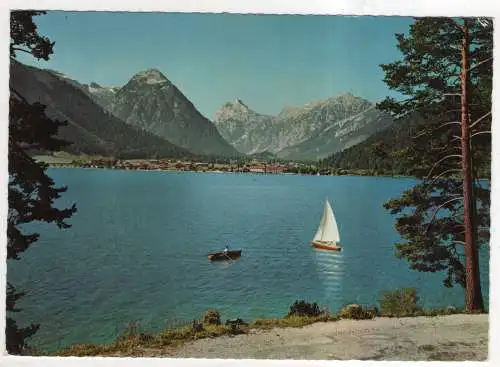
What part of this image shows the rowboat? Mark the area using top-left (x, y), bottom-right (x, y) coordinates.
top-left (207, 250), bottom-right (242, 261)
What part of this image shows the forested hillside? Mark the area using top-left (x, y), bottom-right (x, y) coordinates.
top-left (321, 113), bottom-right (490, 178)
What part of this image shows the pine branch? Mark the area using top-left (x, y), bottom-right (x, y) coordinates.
top-left (439, 121), bottom-right (461, 128)
top-left (471, 131), bottom-right (491, 138)
top-left (426, 197), bottom-right (464, 229)
top-left (429, 168), bottom-right (463, 183)
top-left (469, 57), bottom-right (493, 72)
top-left (469, 111), bottom-right (491, 130)
top-left (412, 121), bottom-right (460, 140)
top-left (429, 145), bottom-right (461, 153)
top-left (427, 154), bottom-right (462, 178)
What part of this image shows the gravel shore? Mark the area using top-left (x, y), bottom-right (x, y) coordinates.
top-left (173, 314), bottom-right (488, 360)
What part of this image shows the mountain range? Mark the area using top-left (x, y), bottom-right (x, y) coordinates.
top-left (11, 59), bottom-right (396, 162)
top-left (213, 94), bottom-right (394, 161)
top-left (10, 60), bottom-right (193, 159)
top-left (84, 69), bottom-right (238, 157)
top-left (11, 61), bottom-right (239, 158)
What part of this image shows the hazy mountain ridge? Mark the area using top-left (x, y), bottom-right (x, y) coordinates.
top-left (11, 60), bottom-right (193, 159)
top-left (214, 93), bottom-right (394, 160)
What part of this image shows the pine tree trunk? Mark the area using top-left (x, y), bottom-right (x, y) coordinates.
top-left (460, 19), bottom-right (484, 312)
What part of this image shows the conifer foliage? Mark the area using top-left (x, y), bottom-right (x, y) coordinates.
top-left (377, 18), bottom-right (492, 312)
top-left (8, 11), bottom-right (77, 354)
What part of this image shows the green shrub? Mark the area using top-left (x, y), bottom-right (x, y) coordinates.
top-left (337, 304), bottom-right (377, 320)
top-left (203, 309), bottom-right (221, 325)
top-left (287, 300), bottom-right (322, 317)
top-left (380, 287), bottom-right (422, 317)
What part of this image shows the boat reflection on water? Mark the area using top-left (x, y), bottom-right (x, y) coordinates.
top-left (314, 250), bottom-right (344, 300)
top-left (210, 261), bottom-right (233, 269)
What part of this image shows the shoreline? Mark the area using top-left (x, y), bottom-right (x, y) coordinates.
top-left (36, 155), bottom-right (490, 180)
top-left (33, 154), bottom-right (417, 178)
top-left (33, 153), bottom-right (491, 181)
top-left (44, 164), bottom-right (417, 179)
top-left (45, 166), bottom-right (491, 181)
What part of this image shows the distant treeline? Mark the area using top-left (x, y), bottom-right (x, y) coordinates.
top-left (320, 114), bottom-right (491, 178)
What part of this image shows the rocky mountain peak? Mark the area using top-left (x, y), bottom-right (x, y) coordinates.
top-left (215, 99), bottom-right (255, 122)
top-left (340, 92), bottom-right (355, 98)
top-left (336, 92), bottom-right (371, 106)
top-left (334, 92), bottom-right (361, 102)
top-left (220, 99), bottom-right (249, 110)
top-left (98, 67), bottom-right (238, 157)
top-left (130, 68), bottom-right (169, 85)
top-left (234, 99), bottom-right (248, 108)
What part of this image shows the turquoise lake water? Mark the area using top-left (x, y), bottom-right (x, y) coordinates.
top-left (7, 169), bottom-right (490, 351)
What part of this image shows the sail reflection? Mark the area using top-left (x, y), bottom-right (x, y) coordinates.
top-left (313, 250), bottom-right (344, 300)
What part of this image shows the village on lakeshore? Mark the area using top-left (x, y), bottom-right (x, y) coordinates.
top-left (35, 154), bottom-right (414, 177)
top-left (38, 155), bottom-right (344, 175)
top-left (63, 159), bottom-right (321, 175)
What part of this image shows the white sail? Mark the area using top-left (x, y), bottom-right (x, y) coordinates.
top-left (313, 200), bottom-right (340, 243)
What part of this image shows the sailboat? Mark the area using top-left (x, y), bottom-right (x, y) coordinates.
top-left (311, 199), bottom-right (342, 251)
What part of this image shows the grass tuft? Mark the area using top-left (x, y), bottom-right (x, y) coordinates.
top-left (252, 314), bottom-right (338, 330)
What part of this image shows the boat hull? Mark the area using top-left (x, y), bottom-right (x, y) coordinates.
top-left (208, 250), bottom-right (242, 261)
top-left (311, 241), bottom-right (342, 252)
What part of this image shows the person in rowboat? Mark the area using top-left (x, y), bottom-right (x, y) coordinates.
top-left (223, 245), bottom-right (229, 254)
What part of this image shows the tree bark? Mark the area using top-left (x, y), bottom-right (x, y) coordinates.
top-left (460, 18), bottom-right (484, 312)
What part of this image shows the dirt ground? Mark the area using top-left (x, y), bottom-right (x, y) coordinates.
top-left (173, 314), bottom-right (488, 361)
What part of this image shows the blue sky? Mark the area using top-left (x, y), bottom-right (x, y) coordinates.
top-left (18, 12), bottom-right (413, 119)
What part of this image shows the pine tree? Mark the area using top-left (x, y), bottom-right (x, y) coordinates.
top-left (377, 18), bottom-right (492, 312)
top-left (8, 11), bottom-right (77, 354)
